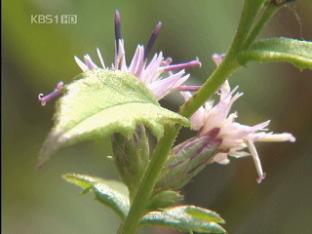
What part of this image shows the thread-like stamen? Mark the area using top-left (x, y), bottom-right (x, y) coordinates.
top-left (144, 21), bottom-right (162, 59)
top-left (161, 59), bottom-right (202, 72)
top-left (38, 81), bottom-right (64, 106)
top-left (176, 85), bottom-right (201, 91)
top-left (114, 10), bottom-right (122, 53)
top-left (96, 48), bottom-right (105, 68)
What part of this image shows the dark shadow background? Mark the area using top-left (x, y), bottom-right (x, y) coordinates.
top-left (2, 0), bottom-right (312, 233)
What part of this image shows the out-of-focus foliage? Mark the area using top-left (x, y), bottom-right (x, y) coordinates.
top-left (2, 0), bottom-right (312, 234)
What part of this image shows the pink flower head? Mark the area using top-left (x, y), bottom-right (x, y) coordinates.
top-left (74, 10), bottom-right (201, 100)
top-left (180, 54), bottom-right (295, 183)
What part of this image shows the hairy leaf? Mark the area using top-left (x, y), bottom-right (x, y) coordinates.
top-left (63, 173), bottom-right (129, 219)
top-left (238, 37), bottom-right (312, 70)
top-left (141, 205), bottom-right (226, 233)
top-left (38, 70), bottom-right (188, 166)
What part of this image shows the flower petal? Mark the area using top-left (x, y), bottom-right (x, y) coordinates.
top-left (253, 132), bottom-right (296, 142)
top-left (247, 137), bottom-right (266, 183)
top-left (74, 56), bottom-right (89, 71)
top-left (181, 92), bottom-right (205, 130)
top-left (212, 153), bottom-right (230, 165)
top-left (148, 71), bottom-right (188, 100)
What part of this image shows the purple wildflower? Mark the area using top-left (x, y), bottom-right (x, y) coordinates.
top-left (74, 10), bottom-right (201, 100)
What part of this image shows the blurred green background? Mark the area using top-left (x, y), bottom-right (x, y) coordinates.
top-left (2, 0), bottom-right (312, 233)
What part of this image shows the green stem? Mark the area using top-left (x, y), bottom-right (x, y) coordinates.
top-left (118, 126), bottom-right (179, 234)
top-left (180, 0), bottom-right (266, 118)
top-left (243, 4), bottom-right (279, 49)
top-left (180, 58), bottom-right (239, 118)
top-left (227, 0), bottom-right (267, 55)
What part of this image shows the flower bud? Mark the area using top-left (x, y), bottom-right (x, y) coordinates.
top-left (112, 124), bottom-right (150, 198)
top-left (156, 130), bottom-right (221, 191)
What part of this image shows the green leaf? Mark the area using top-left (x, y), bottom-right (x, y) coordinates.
top-left (238, 37), bottom-right (312, 70)
top-left (38, 69), bottom-right (189, 166)
top-left (185, 206), bottom-right (224, 224)
top-left (141, 205), bottom-right (226, 233)
top-left (147, 190), bottom-right (184, 210)
top-left (63, 173), bottom-right (130, 219)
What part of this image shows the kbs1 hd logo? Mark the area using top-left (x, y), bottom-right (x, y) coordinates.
top-left (30, 14), bottom-right (77, 24)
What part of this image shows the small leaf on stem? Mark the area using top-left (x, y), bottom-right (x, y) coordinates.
top-left (147, 190), bottom-right (184, 210)
top-left (238, 37), bottom-right (312, 70)
top-left (141, 205), bottom-right (226, 233)
top-left (63, 173), bottom-right (130, 219)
